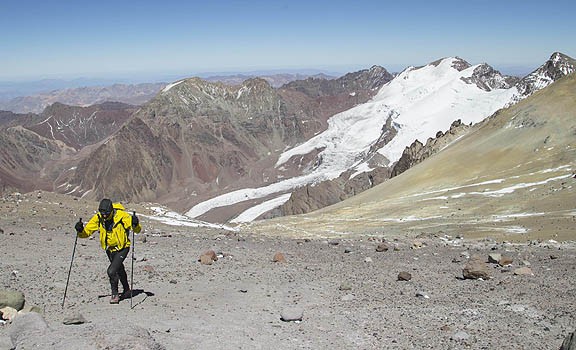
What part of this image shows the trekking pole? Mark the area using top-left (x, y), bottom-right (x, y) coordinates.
top-left (62, 218), bottom-right (81, 308)
top-left (130, 211), bottom-right (135, 309)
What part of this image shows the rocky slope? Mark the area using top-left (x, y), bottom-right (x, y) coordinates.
top-left (0, 191), bottom-right (575, 349)
top-left (56, 67), bottom-right (393, 216)
top-left (0, 103), bottom-right (136, 194)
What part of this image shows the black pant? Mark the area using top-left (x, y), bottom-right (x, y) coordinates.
top-left (106, 247), bottom-right (130, 295)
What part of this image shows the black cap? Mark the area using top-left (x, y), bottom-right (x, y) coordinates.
top-left (98, 198), bottom-right (113, 216)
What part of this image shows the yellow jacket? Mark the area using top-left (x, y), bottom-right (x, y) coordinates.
top-left (78, 203), bottom-right (141, 251)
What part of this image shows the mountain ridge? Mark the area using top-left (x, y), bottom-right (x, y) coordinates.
top-left (0, 53), bottom-right (573, 225)
top-left (194, 52), bottom-right (574, 222)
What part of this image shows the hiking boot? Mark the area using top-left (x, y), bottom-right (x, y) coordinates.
top-left (110, 294), bottom-right (120, 304)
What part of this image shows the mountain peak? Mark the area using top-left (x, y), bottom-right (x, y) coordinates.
top-left (514, 52), bottom-right (576, 99)
top-left (429, 57), bottom-right (471, 71)
top-left (550, 51), bottom-right (573, 64)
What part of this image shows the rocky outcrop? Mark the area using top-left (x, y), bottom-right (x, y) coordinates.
top-left (277, 166), bottom-right (391, 217)
top-left (391, 119), bottom-right (470, 177)
top-left (276, 118), bottom-right (468, 218)
top-left (461, 64), bottom-right (519, 91)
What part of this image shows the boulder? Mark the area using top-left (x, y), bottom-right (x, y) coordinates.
top-left (462, 259), bottom-right (490, 280)
top-left (0, 306), bottom-right (18, 321)
top-left (0, 290), bottom-right (25, 311)
top-left (9, 312), bottom-right (49, 347)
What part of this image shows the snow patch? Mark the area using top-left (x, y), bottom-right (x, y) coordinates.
top-left (162, 80), bottom-right (184, 93)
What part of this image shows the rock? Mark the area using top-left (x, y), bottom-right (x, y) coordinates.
top-left (280, 307), bottom-right (304, 322)
top-left (201, 250), bottom-right (218, 261)
top-left (416, 291), bottom-right (429, 299)
top-left (411, 240), bottom-right (425, 249)
top-left (397, 272), bottom-right (412, 281)
top-left (199, 250), bottom-right (218, 265)
top-left (364, 257), bottom-right (373, 263)
top-left (513, 267), bottom-right (534, 276)
top-left (273, 252), bottom-right (287, 263)
top-left (8, 312), bottom-right (49, 347)
top-left (452, 330), bottom-right (470, 341)
top-left (62, 312), bottom-right (87, 325)
top-left (560, 329), bottom-right (576, 350)
top-left (12, 311), bottom-right (163, 349)
top-left (0, 290), bottom-right (25, 311)
top-left (95, 322), bottom-right (168, 349)
top-left (488, 253), bottom-right (501, 263)
top-left (499, 256), bottom-right (514, 266)
top-left (462, 259), bottom-right (490, 280)
top-left (199, 254), bottom-right (213, 265)
top-left (376, 242), bottom-right (390, 252)
top-left (0, 306), bottom-right (18, 321)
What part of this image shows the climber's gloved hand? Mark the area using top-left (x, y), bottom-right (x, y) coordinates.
top-left (75, 219), bottom-right (83, 233)
top-left (132, 213), bottom-right (139, 227)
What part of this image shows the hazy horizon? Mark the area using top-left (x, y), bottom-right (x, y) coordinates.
top-left (2, 0), bottom-right (574, 82)
top-left (0, 62), bottom-right (540, 84)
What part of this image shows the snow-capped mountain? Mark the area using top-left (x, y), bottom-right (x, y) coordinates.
top-left (186, 53), bottom-right (575, 222)
top-left (1, 52), bottom-right (573, 225)
top-left (514, 52), bottom-right (576, 100)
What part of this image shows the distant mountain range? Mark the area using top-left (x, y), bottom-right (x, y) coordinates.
top-left (0, 52), bottom-right (573, 225)
top-left (0, 73), bottom-right (337, 114)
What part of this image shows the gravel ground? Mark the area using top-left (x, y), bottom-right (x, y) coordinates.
top-left (1, 191), bottom-right (575, 349)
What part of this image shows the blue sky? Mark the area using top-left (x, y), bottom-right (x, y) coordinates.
top-left (1, 0), bottom-right (575, 81)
